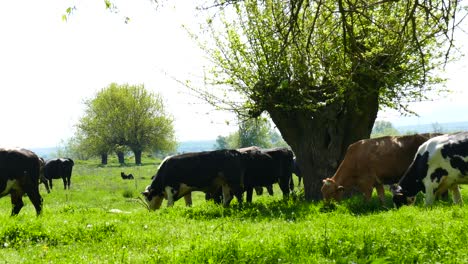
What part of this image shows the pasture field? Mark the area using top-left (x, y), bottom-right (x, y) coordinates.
top-left (0, 159), bottom-right (467, 263)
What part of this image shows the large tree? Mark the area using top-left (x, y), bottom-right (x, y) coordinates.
top-left (77, 83), bottom-right (176, 164)
top-left (190, 0), bottom-right (464, 200)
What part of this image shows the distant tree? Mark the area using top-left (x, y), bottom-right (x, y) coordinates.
top-left (269, 130), bottom-right (289, 148)
top-left (371, 121), bottom-right (401, 138)
top-left (76, 83), bottom-right (177, 165)
top-left (214, 135), bottom-right (229, 150)
top-left (217, 116), bottom-right (289, 149)
top-left (238, 117), bottom-right (272, 148)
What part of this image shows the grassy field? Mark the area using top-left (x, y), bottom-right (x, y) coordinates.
top-left (0, 159), bottom-right (467, 263)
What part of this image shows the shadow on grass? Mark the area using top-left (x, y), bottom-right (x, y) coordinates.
top-left (177, 191), bottom-right (397, 221)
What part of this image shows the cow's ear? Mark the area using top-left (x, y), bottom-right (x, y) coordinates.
top-left (337, 186), bottom-right (345, 192)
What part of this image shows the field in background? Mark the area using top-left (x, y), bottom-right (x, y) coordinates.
top-left (0, 160), bottom-right (467, 263)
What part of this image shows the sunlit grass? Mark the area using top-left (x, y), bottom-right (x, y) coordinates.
top-left (0, 160), bottom-right (467, 263)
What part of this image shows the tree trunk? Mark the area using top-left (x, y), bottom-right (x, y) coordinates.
top-left (117, 151), bottom-right (125, 164)
top-left (134, 150), bottom-right (142, 165)
top-left (269, 81), bottom-right (379, 201)
top-left (101, 153), bottom-right (108, 165)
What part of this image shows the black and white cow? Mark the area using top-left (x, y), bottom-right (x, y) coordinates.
top-left (142, 149), bottom-right (244, 210)
top-left (43, 158), bottom-right (75, 191)
top-left (0, 148), bottom-right (43, 215)
top-left (392, 132), bottom-right (468, 207)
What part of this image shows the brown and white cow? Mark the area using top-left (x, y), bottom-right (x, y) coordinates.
top-left (321, 134), bottom-right (437, 204)
top-left (0, 148), bottom-right (43, 215)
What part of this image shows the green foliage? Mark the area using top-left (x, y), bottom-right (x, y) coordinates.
top-left (214, 116), bottom-right (289, 149)
top-left (0, 161), bottom-right (467, 262)
top-left (371, 121), bottom-right (401, 138)
top-left (75, 83), bottom-right (176, 163)
top-left (238, 117), bottom-right (273, 148)
top-left (194, 0), bottom-right (463, 117)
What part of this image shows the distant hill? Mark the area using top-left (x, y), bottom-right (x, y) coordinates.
top-left (396, 121), bottom-right (468, 134)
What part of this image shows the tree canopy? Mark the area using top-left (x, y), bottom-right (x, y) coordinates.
top-left (76, 83), bottom-right (177, 164)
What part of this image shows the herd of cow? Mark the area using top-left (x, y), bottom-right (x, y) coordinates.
top-left (0, 131), bottom-right (467, 216)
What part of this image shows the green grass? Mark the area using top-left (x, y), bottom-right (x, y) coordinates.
top-left (0, 161), bottom-right (467, 263)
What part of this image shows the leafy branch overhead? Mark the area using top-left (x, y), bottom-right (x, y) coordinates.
top-left (194, 0), bottom-right (465, 118)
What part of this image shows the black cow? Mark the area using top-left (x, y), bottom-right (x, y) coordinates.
top-left (262, 147), bottom-right (294, 196)
top-left (44, 158), bottom-right (75, 191)
top-left (0, 148), bottom-right (43, 215)
top-left (238, 146), bottom-right (293, 202)
top-left (121, 172), bottom-right (134, 180)
top-left (392, 132), bottom-right (468, 207)
top-left (142, 149), bottom-right (244, 210)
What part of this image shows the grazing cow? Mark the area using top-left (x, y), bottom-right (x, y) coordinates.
top-left (142, 149), bottom-right (244, 210)
top-left (238, 146), bottom-right (293, 202)
top-left (121, 172), bottom-right (134, 180)
top-left (44, 158), bottom-right (75, 191)
top-left (392, 132), bottom-right (468, 207)
top-left (321, 134), bottom-right (436, 204)
top-left (292, 157), bottom-right (302, 186)
top-left (0, 148), bottom-right (43, 215)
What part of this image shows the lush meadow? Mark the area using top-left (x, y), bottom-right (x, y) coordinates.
top-left (0, 159), bottom-right (467, 263)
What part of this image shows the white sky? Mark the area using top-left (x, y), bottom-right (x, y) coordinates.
top-left (0, 0), bottom-right (467, 148)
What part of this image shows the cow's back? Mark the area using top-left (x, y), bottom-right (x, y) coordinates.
top-left (151, 149), bottom-right (243, 192)
top-left (334, 134), bottom-right (429, 185)
top-left (0, 148), bottom-right (41, 182)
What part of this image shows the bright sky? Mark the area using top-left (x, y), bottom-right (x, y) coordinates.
top-left (0, 1), bottom-right (467, 148)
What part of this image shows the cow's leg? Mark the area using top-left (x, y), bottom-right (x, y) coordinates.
top-left (266, 185), bottom-right (274, 196)
top-left (165, 186), bottom-right (175, 207)
top-left (362, 188), bottom-right (373, 202)
top-left (375, 184), bottom-right (386, 204)
top-left (49, 179), bottom-right (53, 190)
top-left (183, 193), bottom-right (193, 207)
top-left (40, 176), bottom-right (50, 193)
top-left (254, 187), bottom-right (263, 195)
top-left (10, 190), bottom-right (24, 216)
top-left (246, 187), bottom-right (254, 203)
top-left (450, 185), bottom-right (463, 205)
top-left (27, 188), bottom-right (43, 215)
top-left (221, 184), bottom-right (233, 207)
top-left (67, 176), bottom-right (71, 189)
top-left (63, 177), bottom-right (67, 190)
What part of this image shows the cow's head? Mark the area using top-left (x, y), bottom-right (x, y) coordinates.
top-left (321, 178), bottom-right (344, 202)
top-left (141, 185), bottom-right (164, 210)
top-left (390, 184), bottom-right (416, 208)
